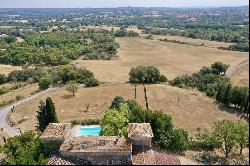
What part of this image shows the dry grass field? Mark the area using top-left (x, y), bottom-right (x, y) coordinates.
top-left (154, 35), bottom-right (232, 48)
top-left (0, 65), bottom-right (22, 75)
top-left (73, 37), bottom-right (249, 83)
top-left (0, 84), bottom-right (39, 106)
top-left (11, 84), bottom-right (246, 133)
top-left (230, 63), bottom-right (249, 87)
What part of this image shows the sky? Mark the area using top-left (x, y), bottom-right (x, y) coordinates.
top-left (0, 0), bottom-right (249, 8)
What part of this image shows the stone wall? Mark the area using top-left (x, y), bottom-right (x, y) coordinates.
top-left (130, 137), bottom-right (152, 147)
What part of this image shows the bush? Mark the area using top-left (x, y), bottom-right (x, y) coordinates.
top-left (0, 74), bottom-right (8, 84)
top-left (189, 131), bottom-right (222, 151)
top-left (0, 87), bottom-right (9, 95)
top-left (38, 76), bottom-right (52, 90)
top-left (168, 129), bottom-right (190, 154)
top-left (8, 68), bottom-right (45, 82)
top-left (83, 77), bottom-right (99, 87)
top-left (0, 131), bottom-right (47, 165)
top-left (129, 66), bottom-right (167, 84)
top-left (170, 76), bottom-right (187, 88)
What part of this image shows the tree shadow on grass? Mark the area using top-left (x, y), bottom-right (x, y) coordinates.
top-left (62, 94), bottom-right (74, 99)
top-left (217, 103), bottom-right (249, 121)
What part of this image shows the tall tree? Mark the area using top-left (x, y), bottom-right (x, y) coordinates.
top-left (222, 84), bottom-right (232, 105)
top-left (36, 97), bottom-right (58, 132)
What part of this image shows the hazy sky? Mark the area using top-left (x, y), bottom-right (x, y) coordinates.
top-left (0, 0), bottom-right (249, 8)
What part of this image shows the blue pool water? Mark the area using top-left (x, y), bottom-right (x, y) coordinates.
top-left (77, 126), bottom-right (101, 136)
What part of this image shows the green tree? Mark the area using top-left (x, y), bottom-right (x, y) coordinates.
top-left (168, 129), bottom-right (190, 154)
top-left (100, 104), bottom-right (130, 137)
top-left (36, 97), bottom-right (58, 132)
top-left (222, 84), bottom-right (232, 105)
top-left (234, 122), bottom-right (249, 155)
top-left (38, 76), bottom-right (52, 90)
top-left (211, 62), bottom-right (230, 75)
top-left (129, 66), bottom-right (167, 84)
top-left (66, 80), bottom-right (79, 96)
top-left (110, 96), bottom-right (126, 109)
top-left (214, 120), bottom-right (238, 158)
top-left (0, 131), bottom-right (47, 165)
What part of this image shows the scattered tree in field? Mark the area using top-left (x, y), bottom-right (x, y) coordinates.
top-left (129, 66), bottom-right (167, 84)
top-left (211, 62), bottom-right (230, 75)
top-left (66, 80), bottom-right (79, 96)
top-left (234, 122), bottom-right (249, 155)
top-left (0, 131), bottom-right (47, 165)
top-left (214, 120), bottom-right (237, 158)
top-left (38, 76), bottom-right (52, 90)
top-left (36, 97), bottom-right (58, 132)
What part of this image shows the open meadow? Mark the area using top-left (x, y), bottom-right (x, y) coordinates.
top-left (11, 84), bottom-right (246, 134)
top-left (73, 37), bottom-right (249, 83)
top-left (8, 36), bottom-right (248, 134)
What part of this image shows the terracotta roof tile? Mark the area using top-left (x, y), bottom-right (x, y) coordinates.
top-left (60, 136), bottom-right (131, 153)
top-left (41, 123), bottom-right (71, 140)
top-left (128, 123), bottom-right (153, 138)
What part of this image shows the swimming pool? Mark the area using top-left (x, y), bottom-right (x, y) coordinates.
top-left (77, 126), bottom-right (101, 136)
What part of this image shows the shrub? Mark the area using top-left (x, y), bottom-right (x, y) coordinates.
top-left (83, 77), bottom-right (99, 87)
top-left (0, 131), bottom-right (47, 165)
top-left (38, 76), bottom-right (52, 90)
top-left (0, 74), bottom-right (8, 84)
top-left (170, 76), bottom-right (187, 88)
top-left (129, 66), bottom-right (167, 84)
top-left (0, 87), bottom-right (9, 95)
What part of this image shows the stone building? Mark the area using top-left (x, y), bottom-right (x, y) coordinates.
top-left (41, 123), bottom-right (154, 165)
top-left (128, 123), bottom-right (153, 147)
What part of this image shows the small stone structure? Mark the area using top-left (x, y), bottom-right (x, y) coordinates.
top-left (128, 123), bottom-right (153, 147)
top-left (41, 123), bottom-right (71, 154)
top-left (42, 123), bottom-right (153, 165)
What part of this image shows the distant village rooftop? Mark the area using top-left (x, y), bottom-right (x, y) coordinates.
top-left (128, 123), bottom-right (153, 138)
top-left (41, 123), bottom-right (71, 140)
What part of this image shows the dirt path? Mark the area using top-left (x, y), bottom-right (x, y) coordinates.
top-left (0, 88), bottom-right (57, 137)
top-left (226, 59), bottom-right (249, 77)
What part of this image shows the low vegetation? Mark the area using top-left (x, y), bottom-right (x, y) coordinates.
top-left (170, 62), bottom-right (249, 116)
top-left (101, 96), bottom-right (189, 154)
top-left (190, 120), bottom-right (249, 158)
top-left (0, 29), bottom-right (119, 66)
top-left (129, 66), bottom-right (167, 84)
top-left (0, 131), bottom-right (47, 165)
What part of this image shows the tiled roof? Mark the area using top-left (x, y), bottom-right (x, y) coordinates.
top-left (41, 123), bottom-right (71, 140)
top-left (47, 155), bottom-right (90, 165)
top-left (60, 136), bottom-right (131, 153)
top-left (128, 123), bottom-right (153, 138)
top-left (132, 146), bottom-right (156, 165)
